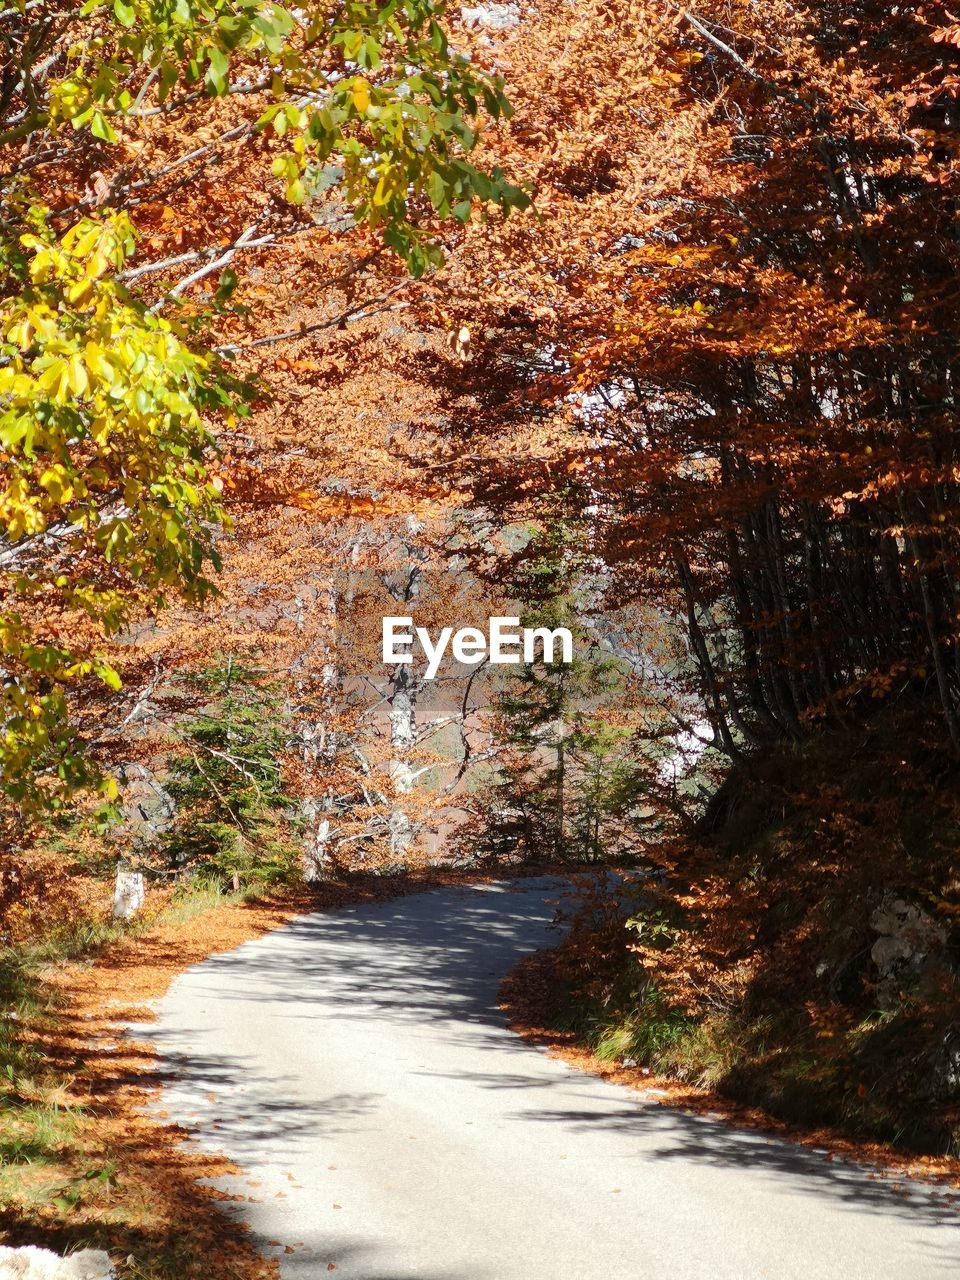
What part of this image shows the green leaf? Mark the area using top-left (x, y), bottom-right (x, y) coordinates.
top-left (157, 60), bottom-right (179, 103)
top-left (286, 176), bottom-right (307, 204)
top-left (205, 45), bottom-right (230, 95)
top-left (99, 662), bottom-right (122, 692)
top-left (428, 169), bottom-right (448, 210)
top-left (89, 111), bottom-right (118, 143)
top-left (215, 266), bottom-right (238, 301)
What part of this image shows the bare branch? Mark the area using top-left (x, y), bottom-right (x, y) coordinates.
top-left (214, 283), bottom-right (410, 354)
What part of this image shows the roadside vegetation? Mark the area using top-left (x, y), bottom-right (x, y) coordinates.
top-left (0, 877), bottom-right (277, 1280)
top-left (545, 700), bottom-right (960, 1156)
top-left (0, 856), bottom-right (497, 1276)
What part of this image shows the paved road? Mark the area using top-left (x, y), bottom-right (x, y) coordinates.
top-left (144, 878), bottom-right (960, 1278)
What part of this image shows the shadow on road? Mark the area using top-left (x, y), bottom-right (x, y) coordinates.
top-left (513, 1099), bottom-right (958, 1229)
top-left (143, 880), bottom-right (960, 1276)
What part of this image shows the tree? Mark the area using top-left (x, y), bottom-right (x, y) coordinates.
top-left (477, 608), bottom-right (651, 863)
top-left (0, 0), bottom-right (527, 817)
top-left (472, 520), bottom-right (651, 864)
top-left (289, 511), bottom-right (502, 874)
top-left (3, 0), bottom-right (527, 273)
top-left (426, 0), bottom-right (960, 759)
top-left (161, 660), bottom-right (301, 883)
top-left (0, 209), bottom-right (238, 810)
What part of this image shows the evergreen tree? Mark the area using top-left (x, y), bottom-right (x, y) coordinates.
top-left (162, 661), bottom-right (301, 885)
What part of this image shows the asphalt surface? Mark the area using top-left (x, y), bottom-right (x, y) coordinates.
top-left (143, 878), bottom-right (960, 1278)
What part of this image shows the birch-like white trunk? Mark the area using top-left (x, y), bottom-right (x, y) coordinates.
top-left (386, 519), bottom-right (426, 862)
top-left (293, 579), bottom-right (342, 882)
top-left (112, 868), bottom-right (145, 920)
top-left (387, 658), bottom-right (418, 858)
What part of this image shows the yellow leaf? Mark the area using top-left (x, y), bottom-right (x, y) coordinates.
top-left (68, 276), bottom-right (94, 304)
top-left (352, 82), bottom-right (370, 113)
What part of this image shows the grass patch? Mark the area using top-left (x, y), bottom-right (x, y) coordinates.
top-left (0, 879), bottom-right (274, 1279)
top-left (553, 969), bottom-right (960, 1152)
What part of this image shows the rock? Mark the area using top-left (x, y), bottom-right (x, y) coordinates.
top-left (929, 1032), bottom-right (960, 1101)
top-left (0, 1247), bottom-right (115, 1280)
top-left (869, 894), bottom-right (947, 1007)
top-left (56, 1256), bottom-right (114, 1280)
top-left (870, 934), bottom-right (914, 971)
top-left (112, 869), bottom-right (145, 920)
top-left (116, 762), bottom-right (175, 851)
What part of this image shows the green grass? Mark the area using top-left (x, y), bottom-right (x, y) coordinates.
top-left (558, 985), bottom-right (736, 1090)
top-left (0, 877), bottom-right (257, 1275)
top-left (156, 877), bottom-right (247, 925)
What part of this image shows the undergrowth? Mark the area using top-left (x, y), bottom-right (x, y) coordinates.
top-left (550, 699), bottom-right (960, 1155)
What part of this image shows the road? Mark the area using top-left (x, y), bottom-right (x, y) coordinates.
top-left (143, 877), bottom-right (960, 1278)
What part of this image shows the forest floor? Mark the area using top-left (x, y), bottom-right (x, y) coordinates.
top-left (0, 867), bottom-right (548, 1279)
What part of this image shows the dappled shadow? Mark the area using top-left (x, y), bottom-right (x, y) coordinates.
top-left (148, 878), bottom-right (572, 1045)
top-left (0, 1079), bottom-right (281, 1278)
top-left (414, 1067), bottom-right (576, 1091)
top-left (513, 1100), bottom-right (960, 1233)
top-left (144, 878), bottom-right (960, 1277)
top-left (138, 881), bottom-right (573, 1174)
top-left (128, 1023), bottom-right (387, 1163)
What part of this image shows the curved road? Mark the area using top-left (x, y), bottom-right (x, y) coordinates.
top-left (144, 878), bottom-right (960, 1278)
